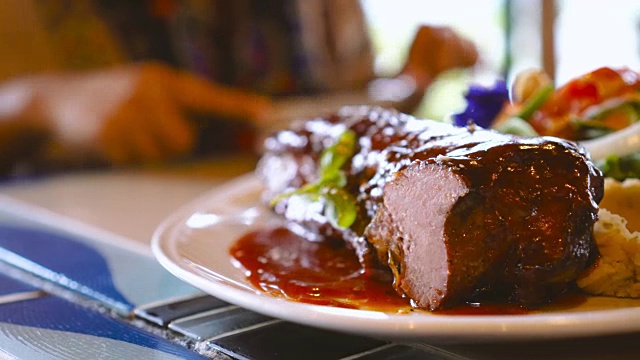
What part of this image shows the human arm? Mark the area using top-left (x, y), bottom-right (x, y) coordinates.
top-left (0, 62), bottom-right (272, 172)
top-left (367, 25), bottom-right (479, 114)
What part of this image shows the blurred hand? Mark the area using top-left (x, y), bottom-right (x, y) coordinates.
top-left (402, 25), bottom-right (479, 83)
top-left (369, 26), bottom-right (478, 114)
top-left (1, 62), bottom-right (271, 166)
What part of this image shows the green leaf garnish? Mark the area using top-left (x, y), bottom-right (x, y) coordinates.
top-left (324, 188), bottom-right (358, 229)
top-left (596, 152), bottom-right (640, 181)
top-left (493, 116), bottom-right (539, 137)
top-left (517, 84), bottom-right (554, 120)
top-left (318, 130), bottom-right (357, 180)
top-left (270, 130), bottom-right (358, 229)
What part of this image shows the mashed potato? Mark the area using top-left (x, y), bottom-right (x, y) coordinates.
top-left (598, 178), bottom-right (640, 233)
top-left (577, 178), bottom-right (640, 297)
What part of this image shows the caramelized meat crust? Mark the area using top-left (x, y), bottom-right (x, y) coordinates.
top-left (258, 106), bottom-right (604, 310)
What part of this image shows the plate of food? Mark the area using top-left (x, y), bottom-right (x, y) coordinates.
top-left (152, 67), bottom-right (640, 343)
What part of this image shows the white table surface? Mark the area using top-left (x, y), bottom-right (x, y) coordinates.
top-left (2, 161), bottom-right (640, 360)
top-left (0, 158), bottom-right (256, 254)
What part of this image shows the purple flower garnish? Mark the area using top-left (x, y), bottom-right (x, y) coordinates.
top-left (452, 80), bottom-right (509, 128)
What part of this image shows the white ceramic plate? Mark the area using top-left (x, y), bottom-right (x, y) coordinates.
top-left (152, 174), bottom-right (640, 343)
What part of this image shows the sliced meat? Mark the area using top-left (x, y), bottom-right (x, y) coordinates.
top-left (258, 106), bottom-right (604, 310)
top-left (366, 140), bottom-right (602, 310)
top-left (366, 163), bottom-right (470, 309)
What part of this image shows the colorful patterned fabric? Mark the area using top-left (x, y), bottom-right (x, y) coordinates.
top-left (5, 0), bottom-right (374, 96)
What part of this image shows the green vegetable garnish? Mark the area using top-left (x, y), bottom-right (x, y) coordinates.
top-left (574, 121), bottom-right (616, 140)
top-left (270, 130), bottom-right (358, 229)
top-left (596, 152), bottom-right (640, 181)
top-left (493, 116), bottom-right (539, 137)
top-left (517, 84), bottom-right (554, 120)
top-left (575, 101), bottom-right (640, 139)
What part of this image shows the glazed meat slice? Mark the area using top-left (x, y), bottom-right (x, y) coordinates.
top-left (258, 106), bottom-right (604, 310)
top-left (366, 140), bottom-right (602, 310)
top-left (364, 163), bottom-right (470, 309)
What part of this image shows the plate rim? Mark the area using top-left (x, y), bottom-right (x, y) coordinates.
top-left (151, 174), bottom-right (640, 342)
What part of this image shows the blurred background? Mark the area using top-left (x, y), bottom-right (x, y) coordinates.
top-left (362, 0), bottom-right (640, 120)
top-left (0, 0), bottom-right (639, 174)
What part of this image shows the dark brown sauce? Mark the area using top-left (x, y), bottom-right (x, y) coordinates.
top-left (435, 303), bottom-right (529, 315)
top-left (230, 226), bottom-right (410, 311)
top-left (229, 227), bottom-right (587, 315)
top-left (435, 293), bottom-right (587, 316)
